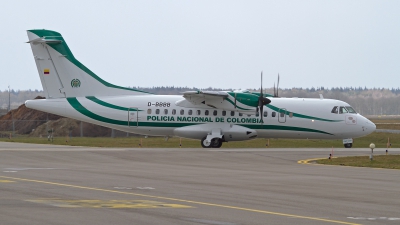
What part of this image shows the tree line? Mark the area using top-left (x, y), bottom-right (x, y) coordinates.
top-left (1, 87), bottom-right (400, 115)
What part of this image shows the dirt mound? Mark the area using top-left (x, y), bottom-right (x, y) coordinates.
top-left (0, 96), bottom-right (122, 137)
top-left (0, 96), bottom-right (63, 134)
top-left (29, 118), bottom-right (114, 137)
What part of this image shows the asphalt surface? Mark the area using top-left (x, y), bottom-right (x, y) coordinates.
top-left (0, 142), bottom-right (399, 225)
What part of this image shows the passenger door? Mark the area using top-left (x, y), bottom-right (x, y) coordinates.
top-left (278, 108), bottom-right (287, 123)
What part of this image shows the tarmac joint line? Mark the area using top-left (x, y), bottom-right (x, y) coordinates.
top-left (0, 175), bottom-right (360, 225)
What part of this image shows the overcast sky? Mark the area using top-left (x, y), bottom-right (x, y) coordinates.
top-left (1, 0), bottom-right (399, 91)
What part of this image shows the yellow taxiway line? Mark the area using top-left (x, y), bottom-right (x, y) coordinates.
top-left (297, 157), bottom-right (335, 165)
top-left (0, 175), bottom-right (360, 225)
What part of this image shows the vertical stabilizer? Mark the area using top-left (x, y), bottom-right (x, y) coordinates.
top-left (27, 29), bottom-right (150, 98)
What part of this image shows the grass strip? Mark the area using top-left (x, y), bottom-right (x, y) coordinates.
top-left (0, 132), bottom-right (399, 148)
top-left (317, 155), bottom-right (400, 169)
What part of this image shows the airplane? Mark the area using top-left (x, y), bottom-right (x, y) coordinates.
top-left (25, 29), bottom-right (376, 148)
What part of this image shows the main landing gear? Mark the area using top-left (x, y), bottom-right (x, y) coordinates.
top-left (201, 137), bottom-right (223, 148)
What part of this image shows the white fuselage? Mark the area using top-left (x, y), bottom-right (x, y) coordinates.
top-left (25, 95), bottom-right (376, 141)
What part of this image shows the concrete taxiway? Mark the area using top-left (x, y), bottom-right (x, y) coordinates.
top-left (0, 142), bottom-right (399, 225)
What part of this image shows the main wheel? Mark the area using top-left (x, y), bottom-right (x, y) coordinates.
top-left (344, 143), bottom-right (352, 148)
top-left (201, 137), bottom-right (211, 148)
top-left (211, 138), bottom-right (223, 148)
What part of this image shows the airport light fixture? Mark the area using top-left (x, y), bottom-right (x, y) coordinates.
top-left (369, 143), bottom-right (375, 161)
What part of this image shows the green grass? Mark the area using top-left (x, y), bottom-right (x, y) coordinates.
top-left (1, 132), bottom-right (400, 148)
top-left (317, 155), bottom-right (400, 169)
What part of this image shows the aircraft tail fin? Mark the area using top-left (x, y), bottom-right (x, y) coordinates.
top-left (27, 29), bottom-right (150, 98)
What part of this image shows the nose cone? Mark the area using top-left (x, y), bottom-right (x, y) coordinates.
top-left (363, 117), bottom-right (376, 135)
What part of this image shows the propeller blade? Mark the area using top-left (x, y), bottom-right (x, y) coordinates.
top-left (234, 93), bottom-right (237, 109)
top-left (260, 71), bottom-right (263, 96)
top-left (257, 71), bottom-right (270, 121)
top-left (277, 73), bottom-right (280, 97)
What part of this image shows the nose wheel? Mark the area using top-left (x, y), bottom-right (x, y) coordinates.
top-left (344, 143), bottom-right (352, 148)
top-left (201, 137), bottom-right (223, 148)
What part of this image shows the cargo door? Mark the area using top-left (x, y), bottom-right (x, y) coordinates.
top-left (128, 108), bottom-right (139, 127)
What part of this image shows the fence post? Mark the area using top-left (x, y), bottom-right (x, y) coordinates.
top-left (11, 111), bottom-right (15, 136)
top-left (80, 121), bottom-right (83, 137)
top-left (111, 129), bottom-right (115, 138)
top-left (46, 113), bottom-right (49, 134)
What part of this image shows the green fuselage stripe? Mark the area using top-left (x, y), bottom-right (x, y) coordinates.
top-left (68, 98), bottom-right (197, 128)
top-left (67, 98), bottom-right (333, 135)
top-left (86, 96), bottom-right (141, 111)
top-left (242, 124), bottom-right (332, 135)
top-left (266, 105), bottom-right (342, 122)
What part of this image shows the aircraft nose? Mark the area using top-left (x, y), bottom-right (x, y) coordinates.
top-left (364, 118), bottom-right (376, 134)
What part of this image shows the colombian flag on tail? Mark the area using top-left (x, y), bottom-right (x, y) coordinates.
top-left (44, 68), bottom-right (50, 75)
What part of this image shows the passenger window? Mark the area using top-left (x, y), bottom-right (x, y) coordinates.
top-left (196, 110), bottom-right (201, 115)
top-left (147, 109), bottom-right (152, 114)
top-left (213, 110), bottom-right (217, 116)
top-left (231, 111), bottom-right (235, 116)
top-left (164, 109), bottom-right (168, 114)
top-left (263, 111), bottom-right (268, 117)
top-left (289, 112), bottom-right (293, 118)
top-left (280, 112), bottom-right (285, 117)
top-left (180, 109), bottom-right (184, 115)
top-left (331, 106), bottom-right (338, 114)
top-left (272, 112), bottom-right (276, 117)
top-left (156, 109), bottom-right (160, 114)
top-left (188, 110), bottom-right (193, 115)
top-left (205, 110), bottom-right (209, 116)
top-left (222, 111), bottom-right (226, 116)
top-left (339, 106), bottom-right (348, 114)
top-left (239, 113), bottom-right (243, 117)
top-left (172, 109), bottom-right (176, 115)
top-left (256, 112), bottom-right (259, 117)
top-left (247, 114), bottom-right (251, 117)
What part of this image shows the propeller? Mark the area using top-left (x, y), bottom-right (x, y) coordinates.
top-left (234, 93), bottom-right (237, 108)
top-left (273, 82), bottom-right (276, 97)
top-left (274, 73), bottom-right (280, 97)
top-left (258, 71), bottom-right (271, 122)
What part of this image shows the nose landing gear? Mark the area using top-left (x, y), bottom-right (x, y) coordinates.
top-left (344, 143), bottom-right (352, 148)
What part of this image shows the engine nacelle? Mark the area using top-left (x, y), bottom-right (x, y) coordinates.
top-left (223, 124), bottom-right (257, 141)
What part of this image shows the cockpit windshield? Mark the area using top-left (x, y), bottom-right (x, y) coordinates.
top-left (345, 106), bottom-right (357, 114)
top-left (331, 106), bottom-right (338, 114)
top-left (331, 106), bottom-right (357, 114)
top-left (339, 106), bottom-right (348, 114)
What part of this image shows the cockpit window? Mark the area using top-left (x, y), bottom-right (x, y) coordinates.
top-left (339, 106), bottom-right (348, 114)
top-left (345, 107), bottom-right (357, 114)
top-left (331, 106), bottom-right (338, 114)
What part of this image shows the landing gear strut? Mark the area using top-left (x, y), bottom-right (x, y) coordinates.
top-left (201, 137), bottom-right (223, 148)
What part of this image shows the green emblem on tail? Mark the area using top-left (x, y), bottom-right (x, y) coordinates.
top-left (71, 79), bottom-right (81, 88)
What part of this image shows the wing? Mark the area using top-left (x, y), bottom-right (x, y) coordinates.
top-left (176, 90), bottom-right (256, 114)
top-left (181, 91), bottom-right (229, 105)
